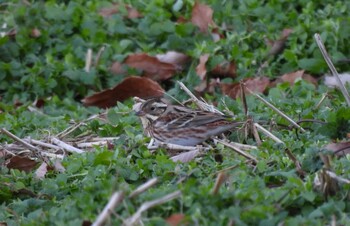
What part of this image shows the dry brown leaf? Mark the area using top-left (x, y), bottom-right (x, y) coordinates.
top-left (166, 214), bottom-right (186, 226)
top-left (6, 156), bottom-right (38, 173)
top-left (191, 2), bottom-right (215, 33)
top-left (221, 77), bottom-right (270, 99)
top-left (324, 142), bottom-right (350, 157)
top-left (274, 70), bottom-right (318, 86)
top-left (196, 54), bottom-right (210, 80)
top-left (211, 61), bottom-right (236, 78)
top-left (266, 28), bottom-right (293, 57)
top-left (156, 51), bottom-right (190, 69)
top-left (35, 162), bottom-right (48, 179)
top-left (82, 76), bottom-right (164, 108)
top-left (99, 3), bottom-right (142, 19)
top-left (110, 53), bottom-right (178, 81)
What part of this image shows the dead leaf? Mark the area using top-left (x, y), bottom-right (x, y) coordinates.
top-left (156, 51), bottom-right (190, 69)
top-left (324, 142), bottom-right (350, 157)
top-left (210, 61), bottom-right (236, 78)
top-left (196, 54), bottom-right (210, 80)
top-left (53, 159), bottom-right (66, 173)
top-left (221, 77), bottom-right (270, 99)
top-left (99, 4), bottom-right (142, 19)
top-left (275, 70), bottom-right (318, 86)
top-left (35, 162), bottom-right (48, 179)
top-left (6, 156), bottom-right (38, 173)
top-left (30, 28), bottom-right (41, 38)
top-left (82, 76), bottom-right (164, 108)
top-left (110, 53), bottom-right (178, 81)
top-left (170, 149), bottom-right (200, 163)
top-left (166, 214), bottom-right (186, 226)
top-left (266, 28), bottom-right (293, 57)
top-left (191, 2), bottom-right (215, 33)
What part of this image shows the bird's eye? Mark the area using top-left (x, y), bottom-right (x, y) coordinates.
top-left (150, 106), bottom-right (156, 111)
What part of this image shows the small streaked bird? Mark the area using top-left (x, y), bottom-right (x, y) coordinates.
top-left (134, 98), bottom-right (242, 146)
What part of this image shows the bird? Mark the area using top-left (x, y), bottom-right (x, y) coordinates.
top-left (134, 98), bottom-right (242, 146)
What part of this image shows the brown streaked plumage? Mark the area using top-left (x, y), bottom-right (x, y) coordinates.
top-left (135, 98), bottom-right (242, 146)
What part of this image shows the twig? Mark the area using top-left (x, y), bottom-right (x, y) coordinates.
top-left (1, 128), bottom-right (40, 152)
top-left (254, 123), bottom-right (284, 144)
top-left (284, 148), bottom-right (306, 177)
top-left (51, 137), bottom-right (84, 154)
top-left (129, 178), bottom-right (158, 199)
top-left (314, 93), bottom-right (328, 110)
top-left (177, 81), bottom-right (224, 114)
top-left (214, 138), bottom-right (258, 163)
top-left (25, 138), bottom-right (61, 150)
top-left (212, 172), bottom-right (227, 195)
top-left (325, 170), bottom-right (350, 184)
top-left (124, 191), bottom-right (182, 226)
top-left (314, 33), bottom-right (350, 106)
top-left (94, 45), bottom-right (107, 67)
top-left (92, 191), bottom-right (125, 226)
top-left (245, 87), bottom-right (305, 132)
top-left (85, 48), bottom-right (93, 72)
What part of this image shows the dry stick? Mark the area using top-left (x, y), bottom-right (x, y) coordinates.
top-left (1, 128), bottom-right (40, 152)
top-left (314, 93), bottom-right (328, 110)
top-left (284, 148), bottom-right (306, 177)
top-left (85, 48), bottom-right (93, 72)
top-left (314, 33), bottom-right (350, 106)
top-left (94, 45), bottom-right (106, 67)
top-left (325, 170), bottom-right (350, 184)
top-left (25, 138), bottom-right (61, 150)
top-left (92, 191), bottom-right (125, 226)
top-left (51, 137), bottom-right (84, 154)
top-left (254, 123), bottom-right (284, 144)
top-left (124, 191), bottom-right (182, 226)
top-left (214, 138), bottom-right (258, 163)
top-left (177, 81), bottom-right (224, 114)
top-left (129, 178), bottom-right (158, 199)
top-left (212, 172), bottom-right (227, 195)
top-left (240, 81), bottom-right (248, 116)
top-left (245, 87), bottom-right (305, 132)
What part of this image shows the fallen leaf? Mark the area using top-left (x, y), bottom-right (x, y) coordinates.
top-left (99, 4), bottom-right (142, 19)
top-left (191, 2), bottom-right (215, 33)
top-left (82, 76), bottom-right (164, 108)
top-left (110, 53), bottom-right (178, 81)
top-left (35, 162), bottom-right (48, 179)
top-left (6, 156), bottom-right (38, 173)
top-left (156, 51), bottom-right (190, 69)
top-left (324, 73), bottom-right (350, 88)
top-left (166, 214), bottom-right (186, 226)
top-left (324, 142), bottom-right (350, 157)
top-left (170, 149), bottom-right (200, 163)
top-left (30, 28), bottom-right (41, 38)
top-left (53, 159), bottom-right (66, 173)
top-left (274, 70), bottom-right (318, 86)
top-left (210, 61), bottom-right (236, 78)
top-left (196, 54), bottom-right (210, 80)
top-left (221, 77), bottom-right (270, 99)
top-left (266, 28), bottom-right (293, 57)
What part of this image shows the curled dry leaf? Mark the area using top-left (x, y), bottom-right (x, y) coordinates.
top-left (82, 76), bottom-right (164, 108)
top-left (99, 3), bottom-right (142, 19)
top-left (324, 142), bottom-right (350, 157)
top-left (266, 28), bottom-right (293, 57)
top-left (110, 53), bottom-right (180, 81)
top-left (35, 162), bottom-right (48, 179)
top-left (170, 149), bottom-right (200, 163)
top-left (191, 2), bottom-right (215, 33)
top-left (196, 54), bottom-right (210, 80)
top-left (273, 70), bottom-right (318, 86)
top-left (221, 77), bottom-right (270, 99)
top-left (6, 156), bottom-right (38, 173)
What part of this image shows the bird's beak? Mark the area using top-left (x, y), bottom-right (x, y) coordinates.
top-left (135, 110), bottom-right (145, 116)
